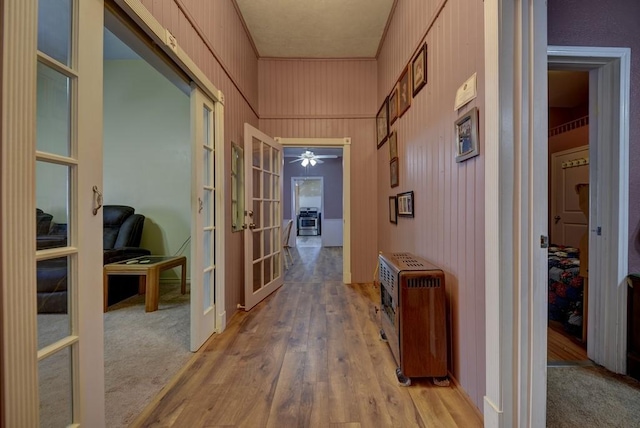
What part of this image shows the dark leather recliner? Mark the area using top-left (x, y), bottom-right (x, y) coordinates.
top-left (102, 205), bottom-right (150, 265)
top-left (37, 205), bottom-right (150, 313)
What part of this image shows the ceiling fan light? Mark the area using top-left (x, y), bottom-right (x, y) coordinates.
top-left (301, 158), bottom-right (309, 167)
top-left (310, 159), bottom-right (317, 166)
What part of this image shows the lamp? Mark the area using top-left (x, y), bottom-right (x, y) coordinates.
top-left (301, 158), bottom-right (309, 167)
top-left (310, 158), bottom-right (317, 166)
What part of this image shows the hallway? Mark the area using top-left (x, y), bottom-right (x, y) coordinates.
top-left (133, 247), bottom-right (482, 427)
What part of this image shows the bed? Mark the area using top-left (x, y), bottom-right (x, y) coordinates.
top-left (548, 245), bottom-right (584, 339)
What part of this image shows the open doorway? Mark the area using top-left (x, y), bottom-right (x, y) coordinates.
top-left (284, 147), bottom-right (344, 250)
top-left (292, 177), bottom-right (324, 247)
top-left (547, 69), bottom-right (590, 364)
top-left (101, 16), bottom-right (192, 427)
top-left (544, 47), bottom-right (631, 426)
top-left (275, 137), bottom-right (351, 284)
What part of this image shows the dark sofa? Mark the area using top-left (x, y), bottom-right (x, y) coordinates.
top-left (37, 205), bottom-right (150, 313)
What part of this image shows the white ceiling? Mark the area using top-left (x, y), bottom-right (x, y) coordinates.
top-left (235, 0), bottom-right (395, 58)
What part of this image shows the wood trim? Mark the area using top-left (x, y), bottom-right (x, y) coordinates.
top-left (375, 0), bottom-right (398, 59)
top-left (261, 114), bottom-right (374, 120)
top-left (115, 0), bottom-right (224, 104)
top-left (377, 0), bottom-right (448, 95)
top-left (172, 0), bottom-right (258, 116)
top-left (259, 57), bottom-right (377, 62)
top-left (230, 0), bottom-right (260, 58)
top-left (1, 1), bottom-right (39, 426)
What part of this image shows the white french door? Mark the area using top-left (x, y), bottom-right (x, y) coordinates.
top-left (190, 84), bottom-right (220, 351)
top-left (34, 0), bottom-right (105, 425)
top-left (244, 124), bottom-right (284, 310)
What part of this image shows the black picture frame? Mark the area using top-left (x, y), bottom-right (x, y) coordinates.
top-left (389, 196), bottom-right (398, 224)
top-left (455, 107), bottom-right (479, 163)
top-left (376, 97), bottom-right (389, 149)
top-left (412, 43), bottom-right (428, 96)
top-left (397, 191), bottom-right (414, 217)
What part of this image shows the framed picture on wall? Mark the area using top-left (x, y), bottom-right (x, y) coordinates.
top-left (397, 191), bottom-right (414, 217)
top-left (398, 65), bottom-right (412, 117)
top-left (389, 196), bottom-right (398, 224)
top-left (389, 130), bottom-right (398, 160)
top-left (412, 43), bottom-right (428, 96)
top-left (390, 157), bottom-right (399, 188)
top-left (389, 85), bottom-right (399, 125)
top-left (376, 96), bottom-right (389, 148)
top-left (454, 107), bottom-right (479, 163)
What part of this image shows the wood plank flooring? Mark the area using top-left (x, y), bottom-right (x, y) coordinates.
top-left (547, 324), bottom-right (588, 362)
top-left (133, 246), bottom-right (483, 427)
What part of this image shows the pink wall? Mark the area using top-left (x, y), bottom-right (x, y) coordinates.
top-left (548, 0), bottom-right (640, 272)
top-left (259, 59), bottom-right (379, 283)
top-left (377, 0), bottom-right (485, 409)
top-left (142, 0), bottom-right (258, 316)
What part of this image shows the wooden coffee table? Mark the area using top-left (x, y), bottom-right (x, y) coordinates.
top-left (103, 255), bottom-right (187, 312)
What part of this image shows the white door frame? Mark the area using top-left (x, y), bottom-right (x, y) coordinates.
top-left (483, 1), bottom-right (548, 427)
top-left (548, 46), bottom-right (630, 373)
top-left (277, 137), bottom-right (351, 284)
top-left (114, 0), bottom-right (227, 334)
top-left (484, 0), bottom-right (631, 424)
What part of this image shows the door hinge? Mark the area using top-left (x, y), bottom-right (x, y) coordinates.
top-left (597, 226), bottom-right (602, 236)
top-left (540, 235), bottom-right (549, 249)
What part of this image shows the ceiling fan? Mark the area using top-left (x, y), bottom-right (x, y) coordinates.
top-left (288, 150), bottom-right (337, 167)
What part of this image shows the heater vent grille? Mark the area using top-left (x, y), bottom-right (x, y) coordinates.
top-left (379, 259), bottom-right (396, 294)
top-left (407, 276), bottom-right (441, 288)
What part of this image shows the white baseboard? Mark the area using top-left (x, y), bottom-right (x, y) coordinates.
top-left (484, 396), bottom-right (502, 428)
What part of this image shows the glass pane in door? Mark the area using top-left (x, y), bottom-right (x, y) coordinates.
top-left (252, 137), bottom-right (261, 167)
top-left (203, 148), bottom-right (211, 186)
top-left (36, 161), bottom-right (70, 248)
top-left (203, 106), bottom-right (212, 147)
top-left (37, 256), bottom-right (71, 349)
top-left (201, 104), bottom-right (215, 312)
top-left (37, 63), bottom-right (71, 157)
top-left (39, 347), bottom-right (73, 427)
top-left (37, 0), bottom-right (72, 66)
top-left (253, 262), bottom-right (262, 292)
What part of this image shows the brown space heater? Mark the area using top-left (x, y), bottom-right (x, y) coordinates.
top-left (378, 251), bottom-right (448, 386)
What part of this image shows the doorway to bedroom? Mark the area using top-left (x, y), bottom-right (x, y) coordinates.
top-left (546, 69), bottom-right (590, 364)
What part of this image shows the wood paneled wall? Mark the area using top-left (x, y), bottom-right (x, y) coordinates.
top-left (141, 0), bottom-right (259, 317)
top-left (141, 1), bottom-right (486, 409)
top-left (377, 0), bottom-right (485, 409)
top-left (259, 59), bottom-right (379, 283)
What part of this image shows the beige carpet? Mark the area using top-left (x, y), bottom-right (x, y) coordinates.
top-left (547, 365), bottom-right (640, 427)
top-left (38, 282), bottom-right (191, 428)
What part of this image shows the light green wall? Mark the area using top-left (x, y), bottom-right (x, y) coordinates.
top-left (36, 63), bottom-right (71, 224)
top-left (103, 59), bottom-right (190, 279)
